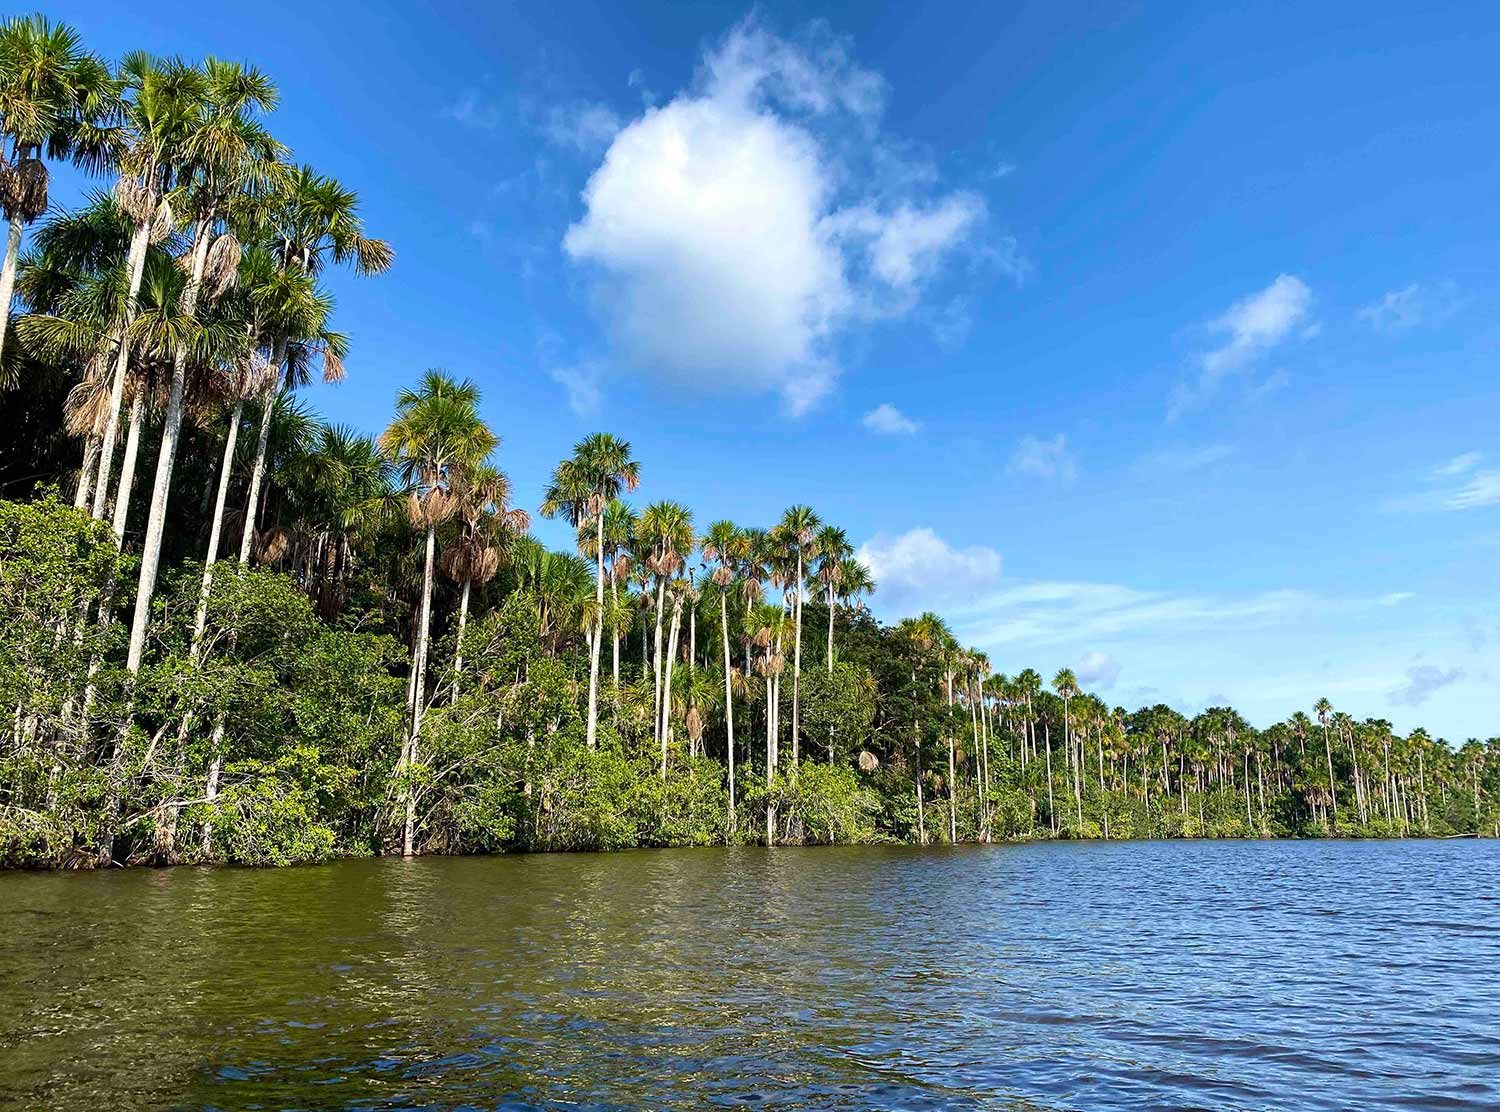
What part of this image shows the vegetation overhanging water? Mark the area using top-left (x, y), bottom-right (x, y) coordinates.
top-left (0, 17), bottom-right (1495, 869)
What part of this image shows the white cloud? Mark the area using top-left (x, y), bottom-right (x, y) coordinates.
top-left (861, 402), bottom-right (919, 435)
top-left (855, 527), bottom-right (1001, 608)
top-left (1358, 281), bottom-right (1464, 334)
top-left (1388, 664), bottom-right (1464, 707)
top-left (1379, 592), bottom-right (1415, 607)
top-left (1388, 453), bottom-right (1500, 512)
top-left (542, 102), bottom-right (621, 153)
top-left (562, 18), bottom-right (986, 414)
top-left (1076, 650), bottom-right (1121, 690)
top-left (1169, 275), bottom-right (1312, 419)
top-left (1008, 433), bottom-right (1077, 482)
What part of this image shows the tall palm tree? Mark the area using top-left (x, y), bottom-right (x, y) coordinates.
top-left (773, 505), bottom-right (820, 768)
top-left (702, 520), bottom-right (745, 832)
top-left (238, 166), bottom-right (390, 564)
top-left (812, 524), bottom-right (852, 673)
top-left (601, 497), bottom-right (636, 687)
top-left (1053, 667), bottom-right (1080, 828)
top-left (0, 14), bottom-right (120, 368)
top-left (636, 499), bottom-right (693, 769)
top-left (540, 433), bottom-right (639, 750)
top-left (125, 58), bottom-right (282, 674)
top-left (379, 370), bottom-right (495, 856)
top-left (1314, 697), bottom-right (1338, 821)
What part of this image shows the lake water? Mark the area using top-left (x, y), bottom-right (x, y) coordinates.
top-left (2, 840), bottom-right (1497, 1110)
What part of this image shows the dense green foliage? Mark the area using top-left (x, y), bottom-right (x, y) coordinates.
top-left (1, 19), bottom-right (1495, 868)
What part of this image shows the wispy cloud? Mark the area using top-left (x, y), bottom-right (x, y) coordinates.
top-left (1008, 433), bottom-right (1077, 482)
top-left (1388, 664), bottom-right (1464, 707)
top-left (547, 361), bottom-right (605, 417)
top-left (1140, 442), bottom-right (1234, 473)
top-left (1169, 275), bottom-right (1313, 420)
top-left (1379, 592), bottom-right (1415, 607)
top-left (444, 88), bottom-right (505, 129)
top-left (861, 402), bottom-right (920, 435)
top-left (541, 101), bottom-right (621, 153)
top-left (1358, 280), bottom-right (1464, 335)
top-left (1387, 451), bottom-right (1500, 512)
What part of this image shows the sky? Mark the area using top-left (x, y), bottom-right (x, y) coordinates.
top-left (43, 1), bottom-right (1500, 739)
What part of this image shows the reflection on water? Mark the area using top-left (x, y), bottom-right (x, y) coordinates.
top-left (3, 841), bottom-right (1498, 1110)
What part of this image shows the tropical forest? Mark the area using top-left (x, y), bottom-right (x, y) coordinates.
top-left (1, 14), bottom-right (1495, 870)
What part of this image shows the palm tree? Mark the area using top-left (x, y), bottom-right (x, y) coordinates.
top-left (773, 505), bottom-right (820, 768)
top-left (601, 497), bottom-right (636, 687)
top-left (0, 14), bottom-right (120, 368)
top-left (1053, 667), bottom-right (1080, 828)
top-left (442, 461), bottom-right (527, 700)
top-left (125, 58), bottom-right (282, 674)
top-left (702, 520), bottom-right (745, 833)
top-left (540, 433), bottom-right (639, 750)
top-left (1314, 697), bottom-right (1338, 821)
top-left (237, 165), bottom-right (390, 564)
top-left (379, 370), bottom-right (495, 856)
top-left (812, 524), bottom-right (851, 672)
top-left (636, 499), bottom-right (693, 770)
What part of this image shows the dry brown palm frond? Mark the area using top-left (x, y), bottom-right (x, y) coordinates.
top-left (114, 176), bottom-right (156, 224)
top-left (256, 526), bottom-right (291, 563)
top-left (3, 159), bottom-right (49, 221)
top-left (407, 488), bottom-right (455, 528)
top-left (504, 508), bottom-right (531, 534)
top-left (203, 233), bottom-right (241, 299)
top-left (149, 195), bottom-right (174, 244)
top-left (858, 750), bottom-right (879, 773)
top-left (321, 345), bottom-right (345, 384)
top-left (62, 357), bottom-right (112, 437)
top-left (686, 705), bottom-right (704, 743)
top-left (244, 349), bottom-right (278, 397)
top-left (712, 566), bottom-right (732, 587)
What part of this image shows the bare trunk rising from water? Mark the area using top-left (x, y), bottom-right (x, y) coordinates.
top-left (403, 523), bottom-right (438, 856)
top-left (586, 511), bottom-right (603, 749)
top-left (720, 591), bottom-right (735, 835)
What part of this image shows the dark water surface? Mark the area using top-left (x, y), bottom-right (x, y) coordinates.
top-left (2, 840), bottom-right (1497, 1111)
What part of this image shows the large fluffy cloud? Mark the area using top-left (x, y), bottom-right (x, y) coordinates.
top-left (562, 20), bottom-right (985, 413)
top-left (855, 528), bottom-right (1002, 609)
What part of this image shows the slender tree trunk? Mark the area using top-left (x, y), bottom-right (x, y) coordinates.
top-left (92, 220), bottom-right (152, 520)
top-left (189, 398), bottom-right (244, 660)
top-left (125, 219), bottom-right (213, 674)
top-left (238, 341), bottom-right (287, 564)
top-left (74, 431), bottom-right (101, 510)
top-left (1045, 721), bottom-right (1056, 834)
top-left (403, 523), bottom-right (438, 857)
top-left (913, 719), bottom-right (925, 845)
top-left (946, 671), bottom-right (957, 843)
top-left (451, 577), bottom-right (471, 703)
top-left (660, 593), bottom-right (682, 777)
top-left (0, 212), bottom-right (26, 364)
top-left (766, 663), bottom-right (776, 846)
top-left (651, 577), bottom-right (666, 747)
top-left (586, 511), bottom-right (604, 749)
top-left (610, 573), bottom-right (620, 687)
top-left (720, 592), bottom-right (735, 836)
top-left (1322, 724), bottom-right (1339, 820)
top-left (791, 551), bottom-right (803, 769)
top-left (110, 384), bottom-right (147, 540)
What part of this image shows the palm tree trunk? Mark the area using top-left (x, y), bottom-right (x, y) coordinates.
top-left (651, 577), bottom-right (666, 747)
top-left (238, 340), bottom-right (287, 564)
top-left (791, 552), bottom-right (803, 768)
top-left (586, 510), bottom-right (604, 749)
top-left (1044, 722), bottom-right (1056, 834)
top-left (74, 431), bottom-right (101, 510)
top-left (659, 594), bottom-right (682, 776)
top-left (91, 220), bottom-right (152, 520)
top-left (1322, 724), bottom-right (1339, 820)
top-left (765, 666), bottom-right (776, 846)
top-left (720, 592), bottom-right (735, 835)
top-left (403, 522), bottom-right (438, 857)
top-left (610, 574), bottom-right (620, 687)
top-left (189, 398), bottom-right (244, 660)
top-left (109, 384), bottom-right (147, 539)
top-left (125, 219), bottom-right (213, 674)
top-left (0, 212), bottom-right (26, 364)
top-left (451, 577), bottom-right (472, 703)
top-left (946, 671), bottom-right (957, 843)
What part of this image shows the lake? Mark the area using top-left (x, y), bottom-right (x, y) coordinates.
top-left (2, 840), bottom-right (1497, 1110)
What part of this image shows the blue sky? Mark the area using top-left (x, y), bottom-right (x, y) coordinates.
top-left (45, 1), bottom-right (1500, 739)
